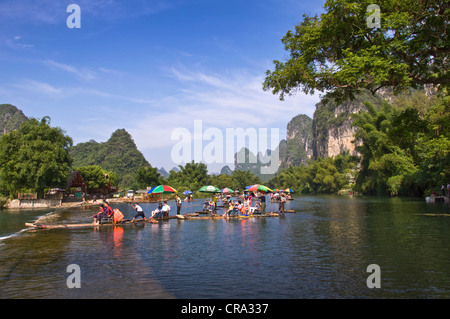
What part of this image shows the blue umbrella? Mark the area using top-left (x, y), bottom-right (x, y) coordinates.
top-left (183, 190), bottom-right (193, 195)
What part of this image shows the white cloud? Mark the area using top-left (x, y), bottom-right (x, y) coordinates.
top-left (129, 65), bottom-right (320, 168)
top-left (43, 60), bottom-right (97, 81)
top-left (13, 79), bottom-right (62, 95)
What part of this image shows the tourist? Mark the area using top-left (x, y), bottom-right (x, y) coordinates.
top-left (208, 200), bottom-right (215, 212)
top-left (442, 184), bottom-right (446, 197)
top-left (91, 204), bottom-right (105, 224)
top-left (96, 203), bottom-right (113, 224)
top-left (203, 199), bottom-right (210, 211)
top-left (161, 201), bottom-right (171, 217)
top-left (151, 203), bottom-right (163, 218)
top-left (212, 194), bottom-right (218, 212)
top-left (259, 192), bottom-right (266, 214)
top-left (130, 203), bottom-right (146, 222)
top-left (243, 196), bottom-right (250, 214)
top-left (224, 200), bottom-right (234, 217)
top-left (175, 194), bottom-right (182, 215)
top-left (249, 202), bottom-right (261, 214)
top-left (279, 193), bottom-right (286, 214)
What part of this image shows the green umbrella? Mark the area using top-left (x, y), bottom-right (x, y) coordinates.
top-left (221, 187), bottom-right (234, 194)
top-left (199, 185), bottom-right (221, 193)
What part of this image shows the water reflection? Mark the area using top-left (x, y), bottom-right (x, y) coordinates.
top-left (1, 196), bottom-right (450, 298)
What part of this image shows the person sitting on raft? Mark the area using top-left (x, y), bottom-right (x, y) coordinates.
top-left (151, 203), bottom-right (163, 218)
top-left (248, 202), bottom-right (261, 215)
top-left (224, 200), bottom-right (234, 217)
top-left (91, 204), bottom-right (105, 224)
top-left (94, 202), bottom-right (114, 224)
top-left (161, 201), bottom-right (171, 217)
top-left (202, 199), bottom-right (210, 211)
top-left (231, 201), bottom-right (243, 216)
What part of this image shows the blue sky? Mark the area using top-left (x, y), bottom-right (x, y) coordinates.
top-left (0, 0), bottom-right (325, 173)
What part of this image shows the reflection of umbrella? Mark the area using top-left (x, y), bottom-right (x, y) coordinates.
top-left (199, 185), bottom-right (221, 193)
top-left (248, 184), bottom-right (273, 193)
top-left (221, 187), bottom-right (233, 193)
top-left (183, 190), bottom-right (193, 195)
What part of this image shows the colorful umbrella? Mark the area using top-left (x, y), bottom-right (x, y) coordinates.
top-left (147, 185), bottom-right (178, 194)
top-left (221, 187), bottom-right (234, 193)
top-left (284, 188), bottom-right (294, 193)
top-left (147, 185), bottom-right (178, 202)
top-left (247, 184), bottom-right (273, 193)
top-left (199, 185), bottom-right (221, 193)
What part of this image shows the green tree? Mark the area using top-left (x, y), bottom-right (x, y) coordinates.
top-left (135, 166), bottom-right (161, 189)
top-left (166, 161), bottom-right (210, 191)
top-left (76, 165), bottom-right (117, 193)
top-left (209, 173), bottom-right (234, 190)
top-left (0, 117), bottom-right (73, 197)
top-left (270, 154), bottom-right (356, 194)
top-left (230, 170), bottom-right (261, 190)
top-left (263, 0), bottom-right (449, 102)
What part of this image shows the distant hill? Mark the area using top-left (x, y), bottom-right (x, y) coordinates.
top-left (69, 129), bottom-right (150, 184)
top-left (157, 167), bottom-right (169, 178)
top-left (0, 104), bottom-right (28, 135)
top-left (220, 165), bottom-right (233, 175)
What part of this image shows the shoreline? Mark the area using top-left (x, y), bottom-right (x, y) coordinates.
top-left (2, 196), bottom-right (169, 210)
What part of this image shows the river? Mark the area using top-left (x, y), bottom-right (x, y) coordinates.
top-left (1, 195), bottom-right (450, 299)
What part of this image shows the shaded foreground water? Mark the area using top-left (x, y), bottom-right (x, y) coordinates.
top-left (1, 195), bottom-right (450, 299)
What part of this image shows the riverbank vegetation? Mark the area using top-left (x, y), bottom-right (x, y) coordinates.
top-left (263, 0), bottom-right (449, 197)
top-left (0, 94), bottom-right (448, 199)
top-left (271, 93), bottom-right (450, 197)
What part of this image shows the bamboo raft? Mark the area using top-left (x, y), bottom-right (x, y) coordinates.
top-left (24, 212), bottom-right (284, 229)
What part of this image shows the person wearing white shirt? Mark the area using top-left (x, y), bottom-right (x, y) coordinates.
top-left (161, 201), bottom-right (171, 217)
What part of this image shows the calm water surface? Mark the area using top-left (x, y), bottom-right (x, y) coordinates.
top-left (1, 195), bottom-right (450, 299)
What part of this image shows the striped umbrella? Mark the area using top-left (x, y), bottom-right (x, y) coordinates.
top-left (221, 187), bottom-right (234, 193)
top-left (247, 184), bottom-right (273, 193)
top-left (147, 185), bottom-right (178, 194)
top-left (147, 185), bottom-right (177, 202)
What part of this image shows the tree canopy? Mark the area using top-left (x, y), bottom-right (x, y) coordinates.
top-left (135, 166), bottom-right (162, 189)
top-left (0, 117), bottom-right (73, 197)
top-left (263, 0), bottom-right (449, 102)
top-left (75, 165), bottom-right (118, 193)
